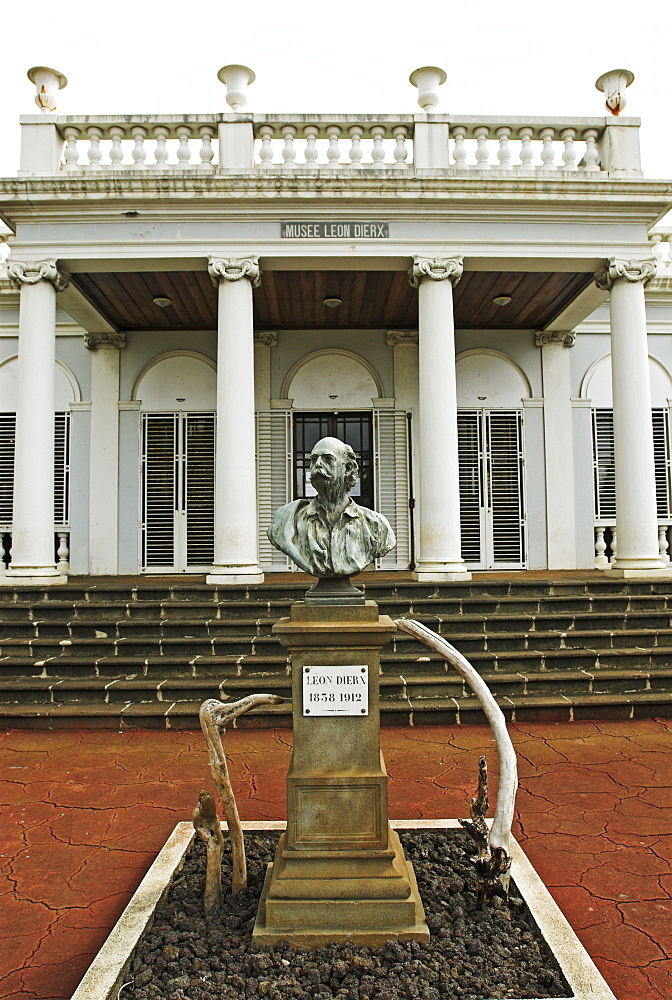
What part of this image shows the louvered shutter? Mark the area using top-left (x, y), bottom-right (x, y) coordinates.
top-left (652, 409), bottom-right (671, 519)
top-left (593, 408), bottom-right (671, 522)
top-left (458, 411), bottom-right (483, 565)
top-left (373, 410), bottom-right (410, 569)
top-left (486, 410), bottom-right (526, 566)
top-left (592, 409), bottom-right (616, 520)
top-left (256, 410), bottom-right (291, 570)
top-left (185, 414), bottom-right (215, 567)
top-left (0, 412), bottom-right (70, 528)
top-left (0, 414), bottom-right (15, 527)
top-left (54, 412), bottom-right (70, 527)
top-left (142, 413), bottom-right (177, 568)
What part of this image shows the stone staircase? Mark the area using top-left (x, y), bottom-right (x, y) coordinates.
top-left (1, 576), bottom-right (672, 729)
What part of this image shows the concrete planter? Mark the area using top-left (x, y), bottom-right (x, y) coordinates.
top-left (71, 820), bottom-right (616, 1000)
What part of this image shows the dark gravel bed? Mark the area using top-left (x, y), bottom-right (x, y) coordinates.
top-left (125, 830), bottom-right (570, 1000)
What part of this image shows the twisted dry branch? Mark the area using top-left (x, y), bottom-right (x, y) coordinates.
top-left (199, 693), bottom-right (283, 895)
top-left (192, 790), bottom-right (224, 912)
top-left (459, 755), bottom-right (512, 904)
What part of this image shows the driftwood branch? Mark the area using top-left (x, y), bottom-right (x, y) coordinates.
top-left (192, 790), bottom-right (224, 912)
top-left (394, 617), bottom-right (517, 892)
top-left (199, 693), bottom-right (283, 896)
top-left (459, 755), bottom-right (512, 905)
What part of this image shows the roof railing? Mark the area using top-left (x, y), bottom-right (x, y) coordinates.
top-left (17, 112), bottom-right (643, 177)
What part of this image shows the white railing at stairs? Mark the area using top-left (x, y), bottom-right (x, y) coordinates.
top-left (594, 523), bottom-right (671, 568)
top-left (0, 530), bottom-right (70, 577)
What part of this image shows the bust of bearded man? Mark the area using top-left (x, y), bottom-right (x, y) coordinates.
top-left (267, 436), bottom-right (395, 577)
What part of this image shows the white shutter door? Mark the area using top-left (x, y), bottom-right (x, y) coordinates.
top-left (142, 413), bottom-right (177, 569)
top-left (374, 410), bottom-right (410, 569)
top-left (0, 412), bottom-right (69, 528)
top-left (256, 410), bottom-right (291, 570)
top-left (652, 409), bottom-right (671, 519)
top-left (185, 413), bottom-right (215, 567)
top-left (458, 410), bottom-right (483, 566)
top-left (486, 410), bottom-right (526, 567)
top-left (54, 412), bottom-right (70, 527)
top-left (0, 414), bottom-right (16, 526)
top-left (592, 409), bottom-right (616, 521)
top-left (592, 408), bottom-right (670, 522)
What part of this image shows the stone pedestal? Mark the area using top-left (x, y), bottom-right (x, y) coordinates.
top-left (253, 602), bottom-right (429, 946)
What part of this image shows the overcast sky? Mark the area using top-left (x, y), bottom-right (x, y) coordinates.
top-left (0, 0), bottom-right (670, 225)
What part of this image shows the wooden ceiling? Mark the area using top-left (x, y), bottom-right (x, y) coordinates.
top-left (73, 269), bottom-right (592, 332)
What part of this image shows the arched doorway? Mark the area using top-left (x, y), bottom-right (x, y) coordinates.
top-left (456, 351), bottom-right (531, 570)
top-left (287, 353), bottom-right (381, 511)
top-left (133, 353), bottom-right (216, 572)
top-left (258, 349), bottom-right (409, 570)
top-left (582, 355), bottom-right (672, 558)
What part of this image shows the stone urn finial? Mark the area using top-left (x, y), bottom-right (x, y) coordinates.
top-left (409, 66), bottom-right (447, 110)
top-left (217, 64), bottom-right (256, 111)
top-left (595, 68), bottom-right (634, 115)
top-left (27, 66), bottom-right (68, 113)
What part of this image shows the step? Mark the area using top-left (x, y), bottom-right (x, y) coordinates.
top-left (3, 622), bottom-right (672, 661)
top-left (3, 605), bottom-right (672, 639)
top-left (3, 688), bottom-right (672, 730)
top-left (2, 665), bottom-right (671, 708)
top-left (2, 643), bottom-right (671, 682)
top-left (1, 576), bottom-right (671, 605)
top-left (0, 581), bottom-right (672, 620)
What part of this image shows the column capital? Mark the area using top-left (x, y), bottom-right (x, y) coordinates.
top-left (208, 256), bottom-right (261, 288)
top-left (254, 331), bottom-right (278, 347)
top-left (409, 256), bottom-right (463, 288)
top-left (594, 258), bottom-right (657, 291)
top-left (386, 330), bottom-right (418, 346)
top-left (8, 259), bottom-right (69, 292)
top-left (535, 331), bottom-right (576, 348)
top-left (84, 332), bottom-right (127, 350)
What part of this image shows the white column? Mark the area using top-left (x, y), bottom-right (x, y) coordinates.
top-left (536, 331), bottom-right (577, 569)
top-left (207, 257), bottom-right (264, 585)
top-left (410, 257), bottom-right (470, 581)
top-left (253, 331), bottom-right (277, 410)
top-left (85, 333), bottom-right (125, 575)
top-left (595, 258), bottom-right (669, 576)
top-left (6, 260), bottom-right (69, 583)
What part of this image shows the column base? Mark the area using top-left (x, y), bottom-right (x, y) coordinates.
top-left (413, 561), bottom-right (471, 582)
top-left (604, 562), bottom-right (672, 578)
top-left (3, 565), bottom-right (68, 585)
top-left (206, 567), bottom-right (264, 585)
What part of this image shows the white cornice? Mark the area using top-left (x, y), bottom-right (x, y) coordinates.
top-left (1, 173), bottom-right (670, 210)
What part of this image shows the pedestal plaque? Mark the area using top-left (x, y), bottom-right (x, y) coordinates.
top-left (253, 601), bottom-right (429, 946)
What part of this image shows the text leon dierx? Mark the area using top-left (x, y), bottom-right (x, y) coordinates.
top-left (281, 222), bottom-right (389, 239)
top-left (305, 672), bottom-right (367, 686)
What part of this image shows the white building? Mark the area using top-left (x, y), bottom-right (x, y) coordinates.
top-left (1, 66), bottom-right (671, 585)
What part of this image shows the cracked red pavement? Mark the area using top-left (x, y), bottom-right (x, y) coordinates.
top-left (1, 719), bottom-right (671, 1000)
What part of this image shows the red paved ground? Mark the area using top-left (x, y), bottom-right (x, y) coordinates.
top-left (1, 719), bottom-right (671, 1000)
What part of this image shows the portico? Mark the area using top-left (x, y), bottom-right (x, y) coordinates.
top-left (1, 77), bottom-right (671, 584)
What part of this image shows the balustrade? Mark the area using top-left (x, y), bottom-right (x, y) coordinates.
top-left (251, 119), bottom-right (413, 170)
top-left (48, 118), bottom-right (220, 172)
top-left (594, 523), bottom-right (671, 568)
top-left (0, 530), bottom-right (70, 575)
top-left (446, 121), bottom-right (601, 173)
top-left (17, 113), bottom-right (620, 176)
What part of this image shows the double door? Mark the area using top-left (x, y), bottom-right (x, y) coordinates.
top-left (458, 409), bottom-right (526, 569)
top-left (141, 412), bottom-right (215, 572)
top-left (293, 412), bottom-right (374, 508)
